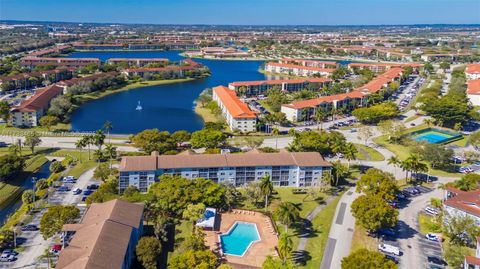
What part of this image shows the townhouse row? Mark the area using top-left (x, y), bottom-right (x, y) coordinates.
top-left (466, 64), bottom-right (480, 106)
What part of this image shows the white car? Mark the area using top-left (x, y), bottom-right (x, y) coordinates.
top-left (425, 207), bottom-right (439, 216)
top-left (0, 253), bottom-right (15, 262)
top-left (426, 233), bottom-right (439, 241)
top-left (378, 243), bottom-right (400, 256)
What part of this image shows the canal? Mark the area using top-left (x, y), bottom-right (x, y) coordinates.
top-left (0, 161), bottom-right (51, 226)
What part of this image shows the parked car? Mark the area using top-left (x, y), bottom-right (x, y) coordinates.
top-left (1, 249), bottom-right (18, 256)
top-left (72, 188), bottom-right (82, 195)
top-left (58, 185), bottom-right (70, 192)
top-left (21, 224), bottom-right (38, 231)
top-left (81, 196), bottom-right (88, 202)
top-left (425, 207), bottom-right (439, 216)
top-left (87, 184), bottom-right (99, 190)
top-left (63, 176), bottom-right (76, 183)
top-left (50, 244), bottom-right (62, 254)
top-left (83, 189), bottom-right (94, 196)
top-left (377, 228), bottom-right (396, 237)
top-left (0, 253), bottom-right (15, 262)
top-left (378, 243), bottom-right (400, 256)
top-left (427, 256), bottom-right (447, 265)
top-left (426, 233), bottom-right (439, 241)
top-left (385, 254), bottom-right (398, 264)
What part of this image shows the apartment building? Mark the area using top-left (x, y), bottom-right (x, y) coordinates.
top-left (119, 151), bottom-right (332, 192)
top-left (279, 58), bottom-right (338, 69)
top-left (264, 62), bottom-right (335, 77)
top-left (72, 42), bottom-right (125, 50)
top-left (0, 69), bottom-right (74, 91)
top-left (467, 80), bottom-right (480, 106)
top-left (21, 56), bottom-right (101, 68)
top-left (57, 72), bottom-right (119, 94)
top-left (466, 64), bottom-right (480, 80)
top-left (443, 186), bottom-right (480, 226)
top-left (465, 238), bottom-right (480, 269)
top-left (11, 85), bottom-right (64, 127)
top-left (212, 85), bottom-right (257, 132)
top-left (228, 78), bottom-right (332, 97)
top-left (281, 67), bottom-right (403, 121)
top-left (106, 58), bottom-right (169, 67)
top-left (348, 63), bottom-right (421, 73)
top-left (57, 199), bottom-right (144, 269)
top-left (121, 59), bottom-right (204, 78)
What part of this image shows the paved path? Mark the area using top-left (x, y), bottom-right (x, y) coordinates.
top-left (295, 195), bottom-right (338, 255)
top-left (320, 187), bottom-right (360, 269)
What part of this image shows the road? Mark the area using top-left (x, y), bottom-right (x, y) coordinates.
top-left (0, 135), bottom-right (138, 152)
top-left (0, 167), bottom-right (99, 269)
top-left (320, 187), bottom-right (360, 269)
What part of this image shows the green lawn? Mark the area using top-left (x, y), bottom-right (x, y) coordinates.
top-left (68, 161), bottom-right (97, 179)
top-left (301, 194), bottom-right (342, 269)
top-left (0, 123), bottom-right (71, 134)
top-left (418, 214), bottom-right (442, 235)
top-left (350, 224), bottom-right (378, 253)
top-left (354, 144), bottom-right (385, 161)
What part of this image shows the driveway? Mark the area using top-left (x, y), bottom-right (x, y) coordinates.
top-left (0, 167), bottom-right (99, 269)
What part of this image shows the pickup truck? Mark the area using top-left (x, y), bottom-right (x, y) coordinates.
top-left (378, 243), bottom-right (400, 256)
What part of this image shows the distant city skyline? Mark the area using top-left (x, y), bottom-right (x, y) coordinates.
top-left (1, 0), bottom-right (479, 25)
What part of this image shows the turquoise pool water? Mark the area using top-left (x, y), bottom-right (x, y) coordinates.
top-left (220, 222), bottom-right (260, 256)
top-left (413, 131), bottom-right (454, 144)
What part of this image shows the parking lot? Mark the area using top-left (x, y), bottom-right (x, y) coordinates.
top-left (393, 75), bottom-right (424, 111)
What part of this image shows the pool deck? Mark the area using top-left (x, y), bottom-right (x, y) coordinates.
top-left (204, 210), bottom-right (279, 268)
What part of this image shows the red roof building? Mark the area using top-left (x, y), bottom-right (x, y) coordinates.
top-left (212, 86), bottom-right (257, 132)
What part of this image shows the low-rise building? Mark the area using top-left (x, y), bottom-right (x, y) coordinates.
top-left (56, 199), bottom-right (144, 269)
top-left (279, 58), bottom-right (338, 69)
top-left (467, 64), bottom-right (480, 80)
top-left (443, 186), bottom-right (480, 226)
top-left (119, 150), bottom-right (332, 192)
top-left (106, 58), bottom-right (169, 67)
top-left (264, 62), bottom-right (335, 77)
top-left (121, 59), bottom-right (204, 78)
top-left (21, 56), bottom-right (101, 69)
top-left (465, 237), bottom-right (480, 269)
top-left (212, 85), bottom-right (257, 132)
top-left (0, 69), bottom-right (74, 91)
top-left (11, 85), bottom-right (64, 127)
top-left (57, 72), bottom-right (119, 94)
top-left (467, 79), bottom-right (480, 106)
top-left (228, 78), bottom-right (332, 97)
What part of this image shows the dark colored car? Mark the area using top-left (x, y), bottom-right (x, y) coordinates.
top-left (385, 255), bottom-right (398, 264)
top-left (21, 224), bottom-right (38, 231)
top-left (427, 256), bottom-right (447, 265)
top-left (377, 228), bottom-right (396, 237)
top-left (87, 184), bottom-right (99, 190)
top-left (83, 189), bottom-right (94, 196)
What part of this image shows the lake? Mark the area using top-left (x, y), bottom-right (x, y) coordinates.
top-left (69, 51), bottom-right (267, 134)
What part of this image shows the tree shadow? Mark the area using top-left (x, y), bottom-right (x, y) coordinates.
top-left (292, 250), bottom-right (312, 265)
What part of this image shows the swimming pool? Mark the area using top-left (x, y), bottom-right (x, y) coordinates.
top-left (220, 222), bottom-right (260, 256)
top-left (411, 128), bottom-right (462, 144)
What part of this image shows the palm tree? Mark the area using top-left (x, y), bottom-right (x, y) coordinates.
top-left (272, 128), bottom-right (279, 150)
top-left (103, 121), bottom-right (113, 144)
top-left (94, 130), bottom-right (106, 150)
top-left (402, 154), bottom-right (427, 182)
top-left (423, 118), bottom-right (434, 127)
top-left (259, 175), bottom-right (274, 211)
top-left (104, 144), bottom-right (117, 170)
top-left (278, 233), bottom-right (293, 264)
top-left (75, 139), bottom-right (86, 162)
top-left (343, 143), bottom-right (357, 170)
top-left (332, 161), bottom-right (347, 186)
top-left (81, 135), bottom-right (95, 160)
top-left (8, 144), bottom-right (19, 156)
top-left (387, 156), bottom-right (401, 177)
top-left (314, 108), bottom-right (326, 130)
top-left (275, 202), bottom-right (299, 233)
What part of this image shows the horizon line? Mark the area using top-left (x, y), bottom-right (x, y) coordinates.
top-left (2, 19), bottom-right (480, 27)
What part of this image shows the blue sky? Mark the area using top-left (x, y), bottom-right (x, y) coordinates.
top-left (0, 0), bottom-right (479, 25)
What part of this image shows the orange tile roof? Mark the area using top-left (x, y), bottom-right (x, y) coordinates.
top-left (229, 78), bottom-right (332, 87)
top-left (283, 91), bottom-right (366, 109)
top-left (266, 62), bottom-right (335, 73)
top-left (467, 64), bottom-right (480, 75)
top-left (213, 86), bottom-right (256, 119)
top-left (444, 187), bottom-right (480, 217)
top-left (12, 85), bottom-right (63, 113)
top-left (467, 79), bottom-right (480, 95)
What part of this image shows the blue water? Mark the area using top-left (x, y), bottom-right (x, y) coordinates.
top-left (413, 131), bottom-right (452, 144)
top-left (220, 222), bottom-right (260, 256)
top-left (68, 51), bottom-right (267, 134)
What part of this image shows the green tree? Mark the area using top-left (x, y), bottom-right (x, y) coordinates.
top-left (278, 233), bottom-right (293, 264)
top-left (24, 131), bottom-right (41, 153)
top-left (94, 163), bottom-right (118, 182)
top-left (22, 189), bottom-right (34, 204)
top-left (443, 214), bottom-right (480, 247)
top-left (341, 248), bottom-right (397, 269)
top-left (39, 115), bottom-right (59, 131)
top-left (351, 194), bottom-right (398, 232)
top-left (135, 236), bottom-right (162, 269)
top-left (288, 130), bottom-right (346, 155)
top-left (443, 244), bottom-right (472, 269)
top-left (182, 203), bottom-right (206, 229)
top-left (0, 101), bottom-right (11, 124)
top-left (243, 136), bottom-right (264, 150)
top-left (168, 249), bottom-right (217, 269)
top-left (40, 205), bottom-right (80, 239)
top-left (343, 142), bottom-right (357, 169)
top-left (352, 102), bottom-right (399, 124)
top-left (262, 256), bottom-right (295, 269)
top-left (93, 130), bottom-right (106, 150)
top-left (0, 154), bottom-right (24, 181)
top-left (356, 168), bottom-right (398, 201)
top-left (272, 128), bottom-right (279, 150)
top-left (104, 143), bottom-right (117, 170)
top-left (387, 156), bottom-right (401, 175)
top-left (103, 121), bottom-right (113, 143)
top-left (131, 129), bottom-right (176, 154)
top-left (259, 175), bottom-right (274, 211)
top-left (275, 202), bottom-right (300, 232)
top-left (453, 173), bottom-right (480, 191)
top-left (190, 129), bottom-right (227, 149)
top-left (49, 161), bottom-right (64, 173)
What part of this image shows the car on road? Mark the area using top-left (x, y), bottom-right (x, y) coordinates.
top-left (425, 207), bottom-right (439, 216)
top-left (378, 243), bottom-right (400, 256)
top-left (0, 253), bottom-right (15, 262)
top-left (72, 188), bottom-right (82, 195)
top-left (426, 233), bottom-right (439, 241)
top-left (21, 224), bottom-right (38, 231)
top-left (87, 184), bottom-right (99, 190)
top-left (83, 189), bottom-right (94, 196)
top-left (427, 256), bottom-right (447, 266)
